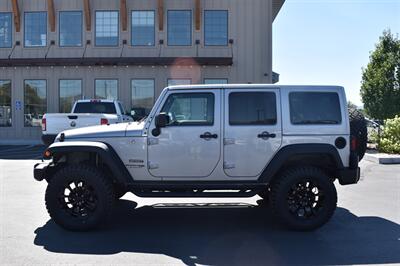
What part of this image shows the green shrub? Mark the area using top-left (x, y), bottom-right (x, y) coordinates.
top-left (379, 116), bottom-right (400, 154)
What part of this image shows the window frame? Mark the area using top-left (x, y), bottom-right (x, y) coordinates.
top-left (0, 79), bottom-right (12, 127)
top-left (95, 10), bottom-right (120, 47)
top-left (204, 10), bottom-right (229, 46)
top-left (131, 78), bottom-right (156, 113)
top-left (58, 11), bottom-right (83, 47)
top-left (58, 79), bottom-right (83, 113)
top-left (167, 79), bottom-right (192, 86)
top-left (0, 12), bottom-right (12, 48)
top-left (24, 11), bottom-right (47, 48)
top-left (288, 91), bottom-right (343, 125)
top-left (204, 78), bottom-right (228, 84)
top-left (23, 79), bottom-right (47, 127)
top-left (131, 10), bottom-right (156, 47)
top-left (160, 92), bottom-right (215, 127)
top-left (228, 91), bottom-right (277, 126)
top-left (167, 10), bottom-right (192, 46)
top-left (94, 79), bottom-right (119, 100)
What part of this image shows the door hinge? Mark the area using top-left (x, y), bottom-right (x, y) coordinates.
top-left (147, 138), bottom-right (159, 145)
top-left (224, 138), bottom-right (235, 145)
top-left (223, 162), bottom-right (235, 169)
top-left (148, 162), bottom-right (159, 170)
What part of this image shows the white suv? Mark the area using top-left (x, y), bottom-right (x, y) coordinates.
top-left (34, 85), bottom-right (365, 231)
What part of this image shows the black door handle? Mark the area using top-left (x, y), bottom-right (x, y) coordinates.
top-left (257, 131), bottom-right (276, 139)
top-left (200, 132), bottom-right (218, 139)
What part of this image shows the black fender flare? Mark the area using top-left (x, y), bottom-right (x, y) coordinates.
top-left (47, 141), bottom-right (133, 186)
top-left (258, 144), bottom-right (344, 183)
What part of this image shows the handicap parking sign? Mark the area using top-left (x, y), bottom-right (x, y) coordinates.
top-left (15, 100), bottom-right (21, 110)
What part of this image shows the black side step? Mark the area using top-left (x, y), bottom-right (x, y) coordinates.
top-left (127, 181), bottom-right (267, 198)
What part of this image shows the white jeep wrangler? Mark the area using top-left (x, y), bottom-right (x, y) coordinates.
top-left (34, 85), bottom-right (366, 231)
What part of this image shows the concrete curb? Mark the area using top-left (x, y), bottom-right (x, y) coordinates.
top-left (364, 153), bottom-right (400, 164)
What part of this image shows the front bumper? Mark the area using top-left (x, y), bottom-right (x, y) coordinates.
top-left (34, 162), bottom-right (50, 181)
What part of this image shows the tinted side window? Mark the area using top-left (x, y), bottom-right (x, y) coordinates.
top-left (161, 93), bottom-right (214, 126)
top-left (289, 92), bottom-right (342, 125)
top-left (229, 92), bottom-right (277, 125)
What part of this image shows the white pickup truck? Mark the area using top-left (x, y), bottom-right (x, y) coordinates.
top-left (42, 99), bottom-right (133, 145)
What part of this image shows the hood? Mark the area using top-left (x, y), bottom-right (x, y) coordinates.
top-left (58, 122), bottom-right (144, 140)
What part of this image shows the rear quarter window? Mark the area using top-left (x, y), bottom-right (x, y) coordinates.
top-left (74, 102), bottom-right (117, 114)
top-left (289, 92), bottom-right (342, 125)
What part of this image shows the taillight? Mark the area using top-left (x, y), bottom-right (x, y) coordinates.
top-left (42, 118), bottom-right (46, 131)
top-left (100, 118), bottom-right (108, 125)
top-left (351, 136), bottom-right (358, 151)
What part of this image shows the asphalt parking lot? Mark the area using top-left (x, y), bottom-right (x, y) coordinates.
top-left (0, 153), bottom-right (399, 265)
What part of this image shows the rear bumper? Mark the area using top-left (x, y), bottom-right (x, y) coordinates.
top-left (34, 162), bottom-right (50, 181)
top-left (41, 134), bottom-right (57, 146)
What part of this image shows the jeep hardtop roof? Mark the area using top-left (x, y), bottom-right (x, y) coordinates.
top-left (166, 84), bottom-right (344, 91)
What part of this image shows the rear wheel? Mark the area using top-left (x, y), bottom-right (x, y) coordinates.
top-left (45, 164), bottom-right (115, 231)
top-left (271, 166), bottom-right (337, 231)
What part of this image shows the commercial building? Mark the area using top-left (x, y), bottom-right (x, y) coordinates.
top-left (0, 0), bottom-right (284, 142)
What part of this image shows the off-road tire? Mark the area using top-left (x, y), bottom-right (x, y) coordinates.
top-left (45, 164), bottom-right (115, 231)
top-left (349, 108), bottom-right (368, 160)
top-left (271, 166), bottom-right (337, 231)
top-left (114, 186), bottom-right (127, 200)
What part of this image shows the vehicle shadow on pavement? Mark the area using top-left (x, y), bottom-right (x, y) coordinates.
top-left (34, 200), bottom-right (400, 266)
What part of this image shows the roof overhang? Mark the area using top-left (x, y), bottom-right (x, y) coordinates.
top-left (272, 0), bottom-right (285, 22)
top-left (0, 57), bottom-right (233, 67)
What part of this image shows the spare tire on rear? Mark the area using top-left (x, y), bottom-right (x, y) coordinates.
top-left (348, 108), bottom-right (368, 160)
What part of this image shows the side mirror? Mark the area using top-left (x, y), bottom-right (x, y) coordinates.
top-left (130, 110), bottom-right (136, 116)
top-left (155, 112), bottom-right (170, 128)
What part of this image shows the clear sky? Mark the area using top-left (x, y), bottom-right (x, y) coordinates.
top-left (273, 0), bottom-right (400, 106)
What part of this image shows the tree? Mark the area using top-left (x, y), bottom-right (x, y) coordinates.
top-left (361, 30), bottom-right (400, 120)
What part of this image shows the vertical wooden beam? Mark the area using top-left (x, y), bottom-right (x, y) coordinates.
top-left (195, 0), bottom-right (201, 31)
top-left (83, 0), bottom-right (91, 31)
top-left (158, 0), bottom-right (164, 31)
top-left (11, 0), bottom-right (20, 32)
top-left (47, 0), bottom-right (55, 32)
top-left (120, 0), bottom-right (127, 31)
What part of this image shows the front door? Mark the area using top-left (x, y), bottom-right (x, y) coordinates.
top-left (147, 90), bottom-right (221, 178)
top-left (223, 88), bottom-right (282, 177)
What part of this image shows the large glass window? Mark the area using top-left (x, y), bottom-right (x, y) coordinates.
top-left (131, 11), bottom-right (155, 46)
top-left (24, 12), bottom-right (47, 47)
top-left (204, 10), bottom-right (228, 46)
top-left (95, 11), bottom-right (119, 46)
top-left (59, 80), bottom-right (82, 113)
top-left (131, 79), bottom-right (154, 120)
top-left (204, 79), bottom-right (228, 84)
top-left (59, 11), bottom-right (82, 47)
top-left (229, 92), bottom-right (277, 125)
top-left (95, 79), bottom-right (118, 100)
top-left (168, 10), bottom-right (192, 46)
top-left (168, 79), bottom-right (191, 86)
top-left (0, 80), bottom-right (11, 127)
top-left (24, 80), bottom-right (46, 127)
top-left (289, 92), bottom-right (342, 125)
top-left (161, 93), bottom-right (214, 126)
top-left (0, 13), bottom-right (12, 48)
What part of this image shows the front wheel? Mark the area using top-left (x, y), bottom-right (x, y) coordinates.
top-left (45, 164), bottom-right (115, 231)
top-left (270, 166), bottom-right (337, 231)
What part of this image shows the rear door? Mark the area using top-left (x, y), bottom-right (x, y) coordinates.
top-left (223, 88), bottom-right (282, 177)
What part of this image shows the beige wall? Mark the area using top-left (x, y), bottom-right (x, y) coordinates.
top-left (0, 0), bottom-right (274, 141)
